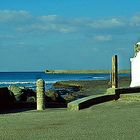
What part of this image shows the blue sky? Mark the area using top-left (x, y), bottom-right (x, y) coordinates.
top-left (0, 0), bottom-right (140, 71)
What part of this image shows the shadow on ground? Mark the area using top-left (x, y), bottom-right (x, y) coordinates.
top-left (79, 94), bottom-right (119, 110)
top-left (0, 102), bottom-right (67, 114)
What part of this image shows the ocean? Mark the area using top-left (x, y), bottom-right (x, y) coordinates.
top-left (0, 72), bottom-right (130, 90)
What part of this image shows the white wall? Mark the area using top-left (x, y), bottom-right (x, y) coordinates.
top-left (130, 51), bottom-right (140, 87)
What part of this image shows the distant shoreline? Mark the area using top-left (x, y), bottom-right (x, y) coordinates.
top-left (45, 70), bottom-right (130, 74)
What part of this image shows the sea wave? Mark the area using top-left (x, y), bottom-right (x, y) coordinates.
top-left (0, 81), bottom-right (35, 85)
top-left (92, 77), bottom-right (106, 79)
top-left (0, 80), bottom-right (58, 85)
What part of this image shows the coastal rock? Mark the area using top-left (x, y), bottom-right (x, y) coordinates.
top-left (8, 85), bottom-right (26, 102)
top-left (52, 81), bottom-right (84, 102)
top-left (53, 82), bottom-right (81, 92)
top-left (27, 96), bottom-right (36, 102)
top-left (63, 93), bottom-right (86, 102)
top-left (23, 88), bottom-right (36, 102)
top-left (0, 87), bottom-right (15, 109)
top-left (45, 90), bottom-right (66, 103)
top-left (8, 85), bottom-right (36, 102)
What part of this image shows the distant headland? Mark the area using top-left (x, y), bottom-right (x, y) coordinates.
top-left (45, 69), bottom-right (130, 74)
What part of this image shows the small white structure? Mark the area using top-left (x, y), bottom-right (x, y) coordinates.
top-left (130, 42), bottom-right (140, 87)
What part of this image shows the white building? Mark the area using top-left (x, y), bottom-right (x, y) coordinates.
top-left (130, 42), bottom-right (140, 87)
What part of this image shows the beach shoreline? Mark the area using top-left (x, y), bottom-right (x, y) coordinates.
top-left (52, 76), bottom-right (131, 98)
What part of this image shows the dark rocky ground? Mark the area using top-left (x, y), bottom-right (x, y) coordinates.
top-left (0, 77), bottom-right (131, 111)
top-left (53, 76), bottom-right (131, 97)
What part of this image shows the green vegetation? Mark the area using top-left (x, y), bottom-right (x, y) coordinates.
top-left (120, 93), bottom-right (140, 102)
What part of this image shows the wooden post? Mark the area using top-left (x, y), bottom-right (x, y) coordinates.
top-left (36, 79), bottom-right (45, 110)
top-left (112, 55), bottom-right (118, 88)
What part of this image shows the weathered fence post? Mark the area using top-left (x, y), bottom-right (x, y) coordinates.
top-left (36, 79), bottom-right (45, 110)
top-left (112, 55), bottom-right (118, 88)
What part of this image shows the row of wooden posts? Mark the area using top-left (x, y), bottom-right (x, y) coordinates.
top-left (36, 55), bottom-right (118, 110)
